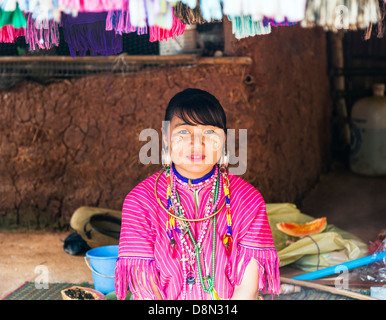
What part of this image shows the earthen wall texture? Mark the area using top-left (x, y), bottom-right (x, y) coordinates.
top-left (0, 25), bottom-right (332, 229)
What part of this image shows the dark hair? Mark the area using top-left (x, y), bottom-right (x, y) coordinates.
top-left (164, 88), bottom-right (227, 132)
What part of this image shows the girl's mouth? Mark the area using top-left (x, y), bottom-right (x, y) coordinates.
top-left (189, 154), bottom-right (206, 162)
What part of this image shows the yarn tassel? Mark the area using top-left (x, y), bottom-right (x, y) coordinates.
top-left (222, 234), bottom-right (233, 256)
top-left (211, 287), bottom-right (220, 300)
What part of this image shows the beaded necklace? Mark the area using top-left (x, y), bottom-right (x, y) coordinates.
top-left (172, 169), bottom-right (220, 300)
top-left (161, 164), bottom-right (233, 300)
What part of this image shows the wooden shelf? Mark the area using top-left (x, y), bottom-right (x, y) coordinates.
top-left (0, 54), bottom-right (252, 65)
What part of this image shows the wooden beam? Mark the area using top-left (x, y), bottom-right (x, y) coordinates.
top-left (0, 55), bottom-right (252, 65)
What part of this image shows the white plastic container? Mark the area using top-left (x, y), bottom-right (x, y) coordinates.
top-left (349, 83), bottom-right (386, 176)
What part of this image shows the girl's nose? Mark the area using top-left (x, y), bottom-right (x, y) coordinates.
top-left (192, 134), bottom-right (207, 151)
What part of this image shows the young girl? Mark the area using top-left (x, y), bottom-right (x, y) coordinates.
top-left (115, 88), bottom-right (280, 300)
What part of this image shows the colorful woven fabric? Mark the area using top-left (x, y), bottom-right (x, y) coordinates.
top-left (0, 3), bottom-right (26, 28)
top-left (58, 0), bottom-right (125, 13)
top-left (228, 15), bottom-right (271, 39)
top-left (25, 12), bottom-right (60, 50)
top-left (0, 24), bottom-right (25, 43)
top-left (302, 0), bottom-right (380, 31)
top-left (222, 0), bottom-right (307, 22)
top-left (61, 12), bottom-right (122, 57)
top-left (149, 14), bottom-right (186, 42)
top-left (107, 4), bottom-right (186, 42)
top-left (3, 282), bottom-right (93, 300)
top-left (115, 166), bottom-right (280, 300)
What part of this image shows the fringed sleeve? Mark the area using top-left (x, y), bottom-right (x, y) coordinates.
top-left (235, 245), bottom-right (281, 295)
top-left (115, 183), bottom-right (165, 300)
top-left (229, 181), bottom-right (281, 296)
top-left (115, 257), bottom-right (166, 300)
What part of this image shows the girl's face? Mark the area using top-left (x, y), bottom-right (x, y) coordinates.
top-left (165, 115), bottom-right (225, 179)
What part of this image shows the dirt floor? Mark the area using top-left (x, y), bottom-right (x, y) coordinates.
top-left (1, 163), bottom-right (385, 299)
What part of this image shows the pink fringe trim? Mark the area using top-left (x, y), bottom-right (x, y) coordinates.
top-left (149, 15), bottom-right (186, 42)
top-left (25, 13), bottom-right (59, 50)
top-left (115, 257), bottom-right (166, 300)
top-left (236, 245), bottom-right (281, 295)
top-left (0, 25), bottom-right (25, 43)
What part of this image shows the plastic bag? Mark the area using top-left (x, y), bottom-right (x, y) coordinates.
top-left (266, 203), bottom-right (368, 271)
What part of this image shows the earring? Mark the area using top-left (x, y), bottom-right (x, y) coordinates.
top-left (162, 146), bottom-right (171, 167)
top-left (219, 151), bottom-right (229, 169)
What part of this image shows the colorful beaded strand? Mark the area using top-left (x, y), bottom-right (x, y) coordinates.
top-left (164, 164), bottom-right (229, 300)
top-left (221, 169), bottom-right (233, 256)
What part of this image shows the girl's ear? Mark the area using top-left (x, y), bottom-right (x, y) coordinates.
top-left (161, 121), bottom-right (171, 149)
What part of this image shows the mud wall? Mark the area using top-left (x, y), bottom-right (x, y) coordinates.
top-left (0, 24), bottom-right (332, 230)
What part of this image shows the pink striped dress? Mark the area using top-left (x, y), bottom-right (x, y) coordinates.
top-left (115, 166), bottom-right (280, 300)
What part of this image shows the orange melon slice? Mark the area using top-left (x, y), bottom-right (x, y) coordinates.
top-left (276, 217), bottom-right (327, 237)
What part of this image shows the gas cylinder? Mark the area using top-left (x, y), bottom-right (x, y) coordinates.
top-left (349, 83), bottom-right (386, 176)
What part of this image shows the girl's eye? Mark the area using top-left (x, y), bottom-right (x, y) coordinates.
top-left (178, 129), bottom-right (190, 134)
top-left (204, 129), bottom-right (215, 134)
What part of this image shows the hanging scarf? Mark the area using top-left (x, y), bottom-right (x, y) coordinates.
top-left (61, 12), bottom-right (122, 57)
top-left (149, 13), bottom-right (186, 42)
top-left (106, 9), bottom-right (148, 36)
top-left (222, 0), bottom-right (307, 22)
top-left (228, 15), bottom-right (271, 39)
top-left (263, 17), bottom-right (299, 28)
top-left (0, 3), bottom-right (26, 28)
top-left (58, 0), bottom-right (125, 13)
top-left (365, 0), bottom-right (386, 39)
top-left (24, 12), bottom-right (59, 50)
top-left (302, 0), bottom-right (380, 32)
top-left (18, 0), bottom-right (62, 23)
top-left (174, 0), bottom-right (221, 24)
top-left (0, 24), bottom-right (25, 43)
top-left (199, 0), bottom-right (223, 21)
top-left (106, 0), bottom-right (186, 42)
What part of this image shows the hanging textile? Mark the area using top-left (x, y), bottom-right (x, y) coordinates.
top-left (24, 12), bottom-right (59, 50)
top-left (148, 12), bottom-right (186, 41)
top-left (106, 0), bottom-right (185, 42)
top-left (199, 0), bottom-right (222, 21)
top-left (0, 2), bottom-right (26, 28)
top-left (18, 0), bottom-right (62, 23)
top-left (106, 9), bottom-right (148, 36)
top-left (263, 17), bottom-right (299, 28)
top-left (0, 0), bottom-right (17, 11)
top-left (61, 12), bottom-right (122, 57)
top-left (58, 0), bottom-right (125, 13)
top-left (0, 24), bottom-right (25, 42)
top-left (228, 15), bottom-right (271, 39)
top-left (302, 0), bottom-right (380, 32)
top-left (146, 0), bottom-right (174, 29)
top-left (222, 0), bottom-right (307, 23)
top-left (365, 0), bottom-right (386, 39)
top-left (174, 0), bottom-right (221, 24)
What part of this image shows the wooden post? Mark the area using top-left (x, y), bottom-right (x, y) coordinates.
top-left (330, 31), bottom-right (351, 149)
